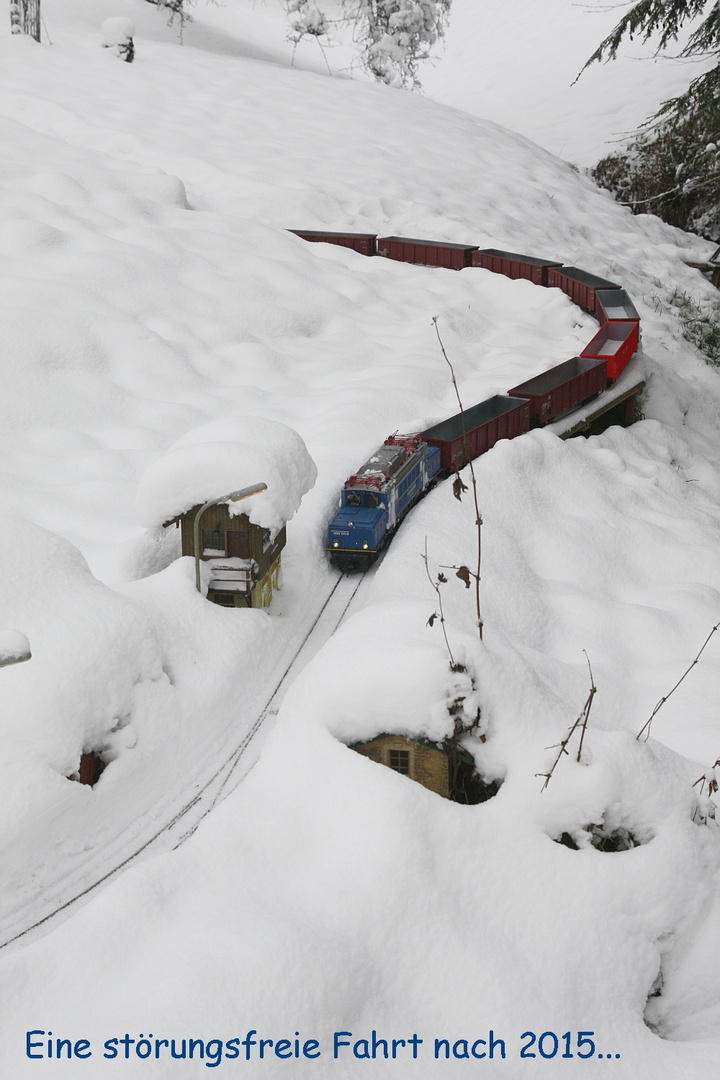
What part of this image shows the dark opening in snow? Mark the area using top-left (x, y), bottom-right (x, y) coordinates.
top-left (555, 824), bottom-right (642, 852)
top-left (68, 751), bottom-right (106, 787)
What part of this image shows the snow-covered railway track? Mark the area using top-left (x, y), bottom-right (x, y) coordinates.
top-left (0, 570), bottom-right (367, 953)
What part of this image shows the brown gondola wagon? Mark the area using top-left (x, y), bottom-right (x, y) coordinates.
top-left (422, 395), bottom-right (531, 472)
top-left (377, 236), bottom-right (478, 270)
top-left (546, 266), bottom-right (621, 315)
top-left (289, 230), bottom-right (377, 256)
top-left (471, 248), bottom-right (563, 287)
top-left (507, 356), bottom-right (608, 426)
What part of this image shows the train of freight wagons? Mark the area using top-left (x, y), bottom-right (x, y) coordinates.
top-left (291, 231), bottom-right (641, 572)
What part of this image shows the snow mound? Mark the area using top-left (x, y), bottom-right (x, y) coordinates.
top-left (100, 17), bottom-right (134, 47)
top-left (0, 629), bottom-right (31, 667)
top-left (135, 416), bottom-right (317, 534)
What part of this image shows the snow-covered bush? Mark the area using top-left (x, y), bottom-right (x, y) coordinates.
top-left (145, 0), bottom-right (196, 41)
top-left (101, 17), bottom-right (135, 62)
top-left (592, 90), bottom-right (720, 242)
top-left (285, 0), bottom-right (452, 89)
top-left (584, 0), bottom-right (720, 240)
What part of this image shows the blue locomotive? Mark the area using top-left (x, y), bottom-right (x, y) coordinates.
top-left (327, 434), bottom-right (441, 570)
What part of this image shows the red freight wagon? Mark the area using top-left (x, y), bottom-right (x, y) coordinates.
top-left (472, 249), bottom-right (563, 287)
top-left (580, 321), bottom-right (639, 382)
top-left (547, 266), bottom-right (621, 315)
top-left (377, 236), bottom-right (478, 270)
top-left (595, 288), bottom-right (640, 325)
top-left (289, 230), bottom-right (377, 256)
top-left (422, 395), bottom-right (531, 471)
top-left (507, 356), bottom-right (607, 426)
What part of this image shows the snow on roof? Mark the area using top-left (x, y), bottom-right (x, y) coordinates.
top-left (135, 416), bottom-right (317, 534)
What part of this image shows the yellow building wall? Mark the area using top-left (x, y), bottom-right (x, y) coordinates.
top-left (351, 735), bottom-right (450, 798)
top-left (250, 555), bottom-right (281, 609)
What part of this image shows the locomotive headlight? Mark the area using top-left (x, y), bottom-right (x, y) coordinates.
top-left (333, 541), bottom-right (339, 548)
top-left (362, 542), bottom-right (368, 550)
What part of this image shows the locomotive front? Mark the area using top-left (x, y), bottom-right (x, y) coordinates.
top-left (327, 435), bottom-right (440, 571)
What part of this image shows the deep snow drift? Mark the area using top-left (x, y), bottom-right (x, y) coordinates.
top-left (0, 2), bottom-right (719, 1078)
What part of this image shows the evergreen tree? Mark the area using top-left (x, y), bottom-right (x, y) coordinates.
top-left (582, 1), bottom-right (720, 239)
top-left (145, 0), bottom-right (195, 41)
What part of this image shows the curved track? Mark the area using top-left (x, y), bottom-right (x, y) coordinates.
top-left (1, 239), bottom-right (643, 954)
top-left (0, 569), bottom-right (369, 953)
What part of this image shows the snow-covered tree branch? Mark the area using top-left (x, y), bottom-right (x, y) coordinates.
top-left (582, 0), bottom-right (720, 239)
top-left (285, 0), bottom-right (452, 89)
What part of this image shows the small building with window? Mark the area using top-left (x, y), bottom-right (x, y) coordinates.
top-left (171, 503), bottom-right (285, 609)
top-left (351, 733), bottom-right (450, 795)
top-left (134, 415), bottom-right (318, 611)
top-left (350, 733), bottom-right (498, 804)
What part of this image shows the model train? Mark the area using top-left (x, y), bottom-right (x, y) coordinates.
top-left (291, 233), bottom-right (642, 570)
top-left (327, 434), bottom-right (441, 570)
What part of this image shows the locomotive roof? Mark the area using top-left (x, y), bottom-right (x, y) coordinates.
top-left (345, 437), bottom-right (423, 488)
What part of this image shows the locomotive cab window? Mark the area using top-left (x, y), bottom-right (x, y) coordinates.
top-left (346, 491), bottom-right (362, 506)
top-left (202, 527), bottom-right (225, 554)
top-left (364, 492), bottom-right (380, 508)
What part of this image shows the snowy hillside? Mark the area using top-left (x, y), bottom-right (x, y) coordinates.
top-left (0, 2), bottom-right (719, 1078)
top-left (421, 0), bottom-right (718, 167)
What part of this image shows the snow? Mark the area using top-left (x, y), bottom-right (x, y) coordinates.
top-left (100, 17), bottom-right (134, 47)
top-left (135, 415), bottom-right (318, 534)
top-left (0, 628), bottom-right (31, 666)
top-left (0, 1), bottom-right (719, 1077)
top-left (420, 0), bottom-right (719, 168)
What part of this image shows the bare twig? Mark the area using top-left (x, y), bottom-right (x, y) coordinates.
top-left (692, 757), bottom-right (720, 824)
top-left (432, 316), bottom-right (483, 640)
top-left (538, 652), bottom-right (597, 791)
top-left (421, 537), bottom-right (457, 670)
top-left (637, 622), bottom-right (720, 741)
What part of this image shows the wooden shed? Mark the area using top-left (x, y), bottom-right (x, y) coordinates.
top-left (350, 734), bottom-right (498, 804)
top-left (174, 502), bottom-right (286, 609)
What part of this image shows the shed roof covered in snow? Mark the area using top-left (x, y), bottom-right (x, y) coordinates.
top-left (135, 416), bottom-right (317, 534)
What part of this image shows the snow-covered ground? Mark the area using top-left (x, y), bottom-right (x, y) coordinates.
top-left (0, 1), bottom-right (719, 1077)
top-left (421, 0), bottom-right (718, 167)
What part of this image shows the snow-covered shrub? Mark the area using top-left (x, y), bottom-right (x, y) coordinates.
top-left (584, 0), bottom-right (720, 240)
top-left (592, 97), bottom-right (720, 243)
top-left (101, 17), bottom-right (135, 62)
top-left (284, 0), bottom-right (452, 89)
top-left (145, 0), bottom-right (195, 41)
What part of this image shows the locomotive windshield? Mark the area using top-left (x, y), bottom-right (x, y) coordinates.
top-left (343, 490), bottom-right (382, 508)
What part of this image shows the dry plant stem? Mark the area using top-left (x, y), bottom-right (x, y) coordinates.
top-left (538, 654), bottom-right (597, 792)
top-left (422, 537), bottom-right (456, 669)
top-left (693, 758), bottom-right (720, 790)
top-left (432, 317), bottom-right (483, 640)
top-left (692, 757), bottom-right (720, 824)
top-left (576, 650), bottom-right (596, 763)
top-left (637, 621), bottom-right (720, 741)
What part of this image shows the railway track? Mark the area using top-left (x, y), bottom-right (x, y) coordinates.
top-left (0, 569), bottom-right (368, 953)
